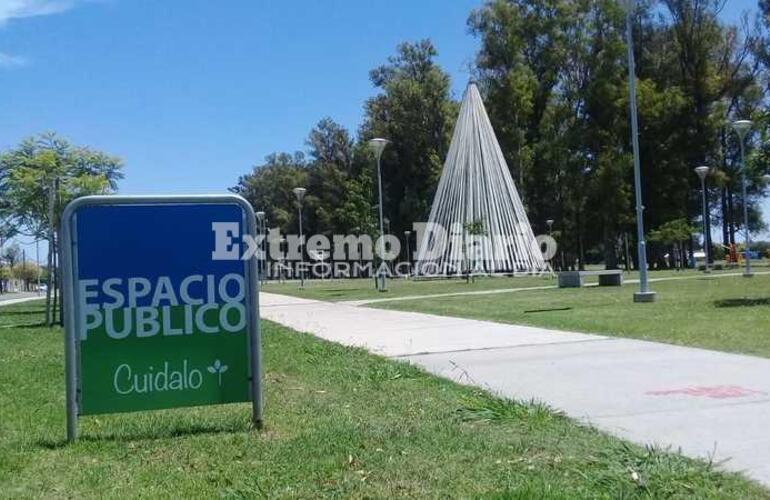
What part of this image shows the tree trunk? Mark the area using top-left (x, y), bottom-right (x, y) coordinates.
top-left (54, 179), bottom-right (63, 326)
top-left (721, 186), bottom-right (729, 247)
top-left (623, 233), bottom-right (630, 271)
top-left (577, 211), bottom-right (585, 271)
top-left (705, 188), bottom-right (713, 263)
top-left (46, 179), bottom-right (56, 327)
top-left (52, 234), bottom-right (59, 326)
top-left (56, 230), bottom-right (64, 326)
top-left (688, 234), bottom-right (695, 268)
top-left (45, 234), bottom-right (53, 326)
top-left (727, 188), bottom-right (736, 245)
top-left (604, 228), bottom-right (618, 270)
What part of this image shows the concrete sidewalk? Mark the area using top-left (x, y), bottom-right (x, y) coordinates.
top-left (0, 292), bottom-right (42, 307)
top-left (261, 291), bottom-right (770, 486)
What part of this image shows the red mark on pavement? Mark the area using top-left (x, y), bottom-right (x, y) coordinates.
top-left (646, 385), bottom-right (766, 399)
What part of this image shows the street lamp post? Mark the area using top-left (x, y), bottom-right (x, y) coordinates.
top-left (625, 0), bottom-right (656, 302)
top-left (278, 237), bottom-right (287, 283)
top-left (384, 218), bottom-right (391, 277)
top-left (36, 239), bottom-right (41, 295)
top-left (255, 211), bottom-right (266, 283)
top-left (263, 215), bottom-right (269, 281)
top-left (694, 166), bottom-right (711, 274)
top-left (293, 187), bottom-right (307, 288)
top-left (368, 138), bottom-right (389, 292)
top-left (732, 119), bottom-right (754, 277)
top-left (404, 230), bottom-right (412, 278)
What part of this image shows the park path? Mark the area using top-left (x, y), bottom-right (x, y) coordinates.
top-left (0, 292), bottom-right (41, 307)
top-left (261, 291), bottom-right (770, 487)
top-left (341, 270), bottom-right (770, 306)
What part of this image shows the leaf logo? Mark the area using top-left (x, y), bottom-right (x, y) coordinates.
top-left (207, 359), bottom-right (229, 387)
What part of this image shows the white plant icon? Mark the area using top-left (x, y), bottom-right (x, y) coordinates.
top-left (207, 359), bottom-right (229, 387)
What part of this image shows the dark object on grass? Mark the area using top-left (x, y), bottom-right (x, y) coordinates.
top-left (714, 297), bottom-right (770, 308)
top-left (524, 307), bottom-right (573, 314)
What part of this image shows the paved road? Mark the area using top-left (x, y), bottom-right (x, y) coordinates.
top-left (261, 291), bottom-right (770, 486)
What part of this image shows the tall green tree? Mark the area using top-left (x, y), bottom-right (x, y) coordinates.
top-left (305, 118), bottom-right (359, 236)
top-left (469, 0), bottom-right (577, 198)
top-left (0, 132), bottom-right (122, 239)
top-left (231, 152), bottom-right (308, 234)
top-left (469, 0), bottom-right (764, 269)
top-left (231, 118), bottom-right (377, 241)
top-left (360, 40), bottom-right (457, 237)
top-left (2, 243), bottom-right (21, 268)
top-left (654, 0), bottom-right (761, 259)
top-left (306, 117), bottom-right (354, 171)
top-left (471, 0), bottom-right (632, 268)
top-left (0, 132), bottom-right (123, 323)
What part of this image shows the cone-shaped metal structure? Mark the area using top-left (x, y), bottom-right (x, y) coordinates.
top-left (415, 82), bottom-right (546, 275)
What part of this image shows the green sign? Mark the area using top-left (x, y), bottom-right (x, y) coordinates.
top-left (79, 295), bottom-right (250, 415)
top-left (62, 195), bottom-right (262, 440)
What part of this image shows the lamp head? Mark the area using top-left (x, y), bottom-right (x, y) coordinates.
top-left (255, 211), bottom-right (265, 222)
top-left (694, 166), bottom-right (710, 181)
top-left (546, 219), bottom-right (554, 226)
top-left (732, 120), bottom-right (753, 139)
top-left (368, 138), bottom-right (389, 160)
top-left (292, 187), bottom-right (306, 202)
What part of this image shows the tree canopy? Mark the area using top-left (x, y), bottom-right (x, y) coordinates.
top-left (233, 40), bottom-right (456, 242)
top-left (0, 132), bottom-right (123, 320)
top-left (233, 1), bottom-right (770, 269)
top-left (0, 132), bottom-right (123, 238)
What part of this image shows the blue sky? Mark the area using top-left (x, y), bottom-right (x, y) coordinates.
top-left (0, 0), bottom-right (481, 195)
top-left (0, 0), bottom-right (763, 256)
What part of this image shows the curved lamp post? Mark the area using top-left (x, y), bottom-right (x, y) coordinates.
top-left (624, 0), bottom-right (655, 302)
top-left (732, 119), bottom-right (753, 277)
top-left (694, 166), bottom-right (711, 273)
top-left (368, 138), bottom-right (389, 292)
top-left (293, 187), bottom-right (307, 288)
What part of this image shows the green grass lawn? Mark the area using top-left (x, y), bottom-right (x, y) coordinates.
top-left (374, 274), bottom-right (770, 358)
top-left (263, 263), bottom-right (769, 302)
top-left (2, 301), bottom-right (767, 497)
top-left (263, 274), bottom-right (553, 301)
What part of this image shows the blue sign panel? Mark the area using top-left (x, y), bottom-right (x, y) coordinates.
top-left (61, 195), bottom-right (262, 441)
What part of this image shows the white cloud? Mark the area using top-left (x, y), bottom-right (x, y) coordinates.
top-left (0, 0), bottom-right (86, 69)
top-left (0, 51), bottom-right (28, 68)
top-left (0, 0), bottom-right (77, 26)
